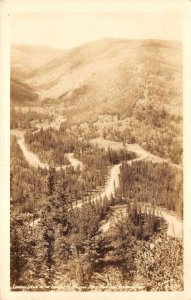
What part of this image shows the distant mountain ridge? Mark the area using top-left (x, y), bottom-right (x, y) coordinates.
top-left (20, 38), bottom-right (182, 116)
top-left (11, 44), bottom-right (66, 80)
top-left (11, 38), bottom-right (182, 118)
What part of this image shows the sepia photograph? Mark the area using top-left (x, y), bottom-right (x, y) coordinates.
top-left (1, 0), bottom-right (191, 298)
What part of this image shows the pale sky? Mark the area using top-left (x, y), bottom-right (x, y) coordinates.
top-left (11, 13), bottom-right (183, 50)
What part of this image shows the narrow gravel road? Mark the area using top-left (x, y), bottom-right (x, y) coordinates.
top-left (17, 134), bottom-right (182, 239)
top-left (18, 138), bottom-right (82, 171)
top-left (99, 204), bottom-right (183, 239)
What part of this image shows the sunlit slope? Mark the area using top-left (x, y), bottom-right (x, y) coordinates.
top-left (25, 38), bottom-right (182, 117)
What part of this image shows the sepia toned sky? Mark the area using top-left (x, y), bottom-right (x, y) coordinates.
top-left (11, 12), bottom-right (183, 50)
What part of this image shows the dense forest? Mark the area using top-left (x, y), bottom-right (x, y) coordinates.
top-left (11, 175), bottom-right (183, 291)
top-left (11, 105), bottom-right (182, 166)
top-left (10, 100), bottom-right (183, 291)
top-left (61, 107), bottom-right (182, 165)
top-left (10, 135), bottom-right (183, 291)
top-left (24, 127), bottom-right (90, 165)
top-left (118, 161), bottom-right (183, 217)
top-left (68, 109), bottom-right (182, 165)
top-left (99, 109), bottom-right (182, 165)
top-left (11, 108), bottom-right (53, 130)
top-left (24, 125), bottom-right (136, 173)
top-left (74, 146), bottom-right (136, 192)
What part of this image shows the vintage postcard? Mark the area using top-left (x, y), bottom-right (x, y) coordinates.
top-left (0, 0), bottom-right (191, 299)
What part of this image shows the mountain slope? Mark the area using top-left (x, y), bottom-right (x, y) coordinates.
top-left (11, 78), bottom-right (39, 104)
top-left (24, 38), bottom-right (182, 117)
top-left (11, 44), bottom-right (65, 80)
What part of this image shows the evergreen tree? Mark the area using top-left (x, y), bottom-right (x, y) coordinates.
top-left (43, 225), bottom-right (55, 288)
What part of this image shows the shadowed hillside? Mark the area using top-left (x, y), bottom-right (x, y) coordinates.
top-left (11, 78), bottom-right (39, 104)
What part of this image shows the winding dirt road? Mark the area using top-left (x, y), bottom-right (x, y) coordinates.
top-left (74, 156), bottom-right (183, 239)
top-left (67, 153), bottom-right (84, 170)
top-left (99, 203), bottom-right (183, 239)
top-left (18, 138), bottom-right (49, 169)
top-left (90, 138), bottom-right (182, 170)
top-left (18, 138), bottom-right (83, 171)
top-left (17, 134), bottom-right (182, 239)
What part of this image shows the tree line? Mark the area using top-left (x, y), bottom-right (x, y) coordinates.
top-left (11, 108), bottom-right (53, 130)
top-left (25, 127), bottom-right (91, 165)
